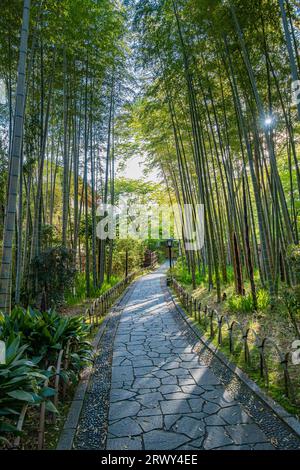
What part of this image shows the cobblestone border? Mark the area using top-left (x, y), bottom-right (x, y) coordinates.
top-left (165, 281), bottom-right (300, 449)
top-left (56, 282), bottom-right (136, 450)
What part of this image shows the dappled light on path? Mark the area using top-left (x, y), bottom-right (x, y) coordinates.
top-left (106, 267), bottom-right (274, 450)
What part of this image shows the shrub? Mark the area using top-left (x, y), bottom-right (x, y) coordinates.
top-left (225, 266), bottom-right (235, 284)
top-left (172, 258), bottom-right (204, 286)
top-left (281, 245), bottom-right (300, 337)
top-left (65, 272), bottom-right (121, 305)
top-left (227, 293), bottom-right (253, 313)
top-left (0, 337), bottom-right (56, 446)
top-left (287, 244), bottom-right (300, 282)
top-left (227, 289), bottom-right (270, 314)
top-left (29, 246), bottom-right (76, 309)
top-left (0, 307), bottom-right (93, 447)
top-left (0, 307), bottom-right (92, 375)
top-left (112, 238), bottom-right (144, 276)
top-left (257, 289), bottom-right (270, 310)
top-left (280, 288), bottom-right (300, 338)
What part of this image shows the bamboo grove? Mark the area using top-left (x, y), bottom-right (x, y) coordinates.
top-left (0, 0), bottom-right (299, 316)
top-left (0, 0), bottom-right (128, 312)
top-left (128, 0), bottom-right (300, 306)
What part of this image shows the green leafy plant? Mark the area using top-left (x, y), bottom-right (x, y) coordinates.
top-left (65, 272), bottom-right (121, 305)
top-left (257, 289), bottom-right (270, 310)
top-left (227, 293), bottom-right (254, 313)
top-left (227, 289), bottom-right (269, 314)
top-left (280, 288), bottom-right (300, 338)
top-left (0, 337), bottom-right (55, 446)
top-left (280, 245), bottom-right (300, 337)
top-left (0, 307), bottom-right (93, 374)
top-left (287, 244), bottom-right (300, 282)
top-left (0, 307), bottom-right (92, 446)
top-left (29, 246), bottom-right (76, 309)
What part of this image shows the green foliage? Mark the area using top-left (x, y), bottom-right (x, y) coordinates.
top-left (287, 244), bottom-right (300, 282)
top-left (0, 305), bottom-right (92, 445)
top-left (227, 289), bottom-right (270, 313)
top-left (173, 257), bottom-right (238, 288)
top-left (112, 238), bottom-right (144, 277)
top-left (65, 272), bottom-right (121, 305)
top-left (224, 266), bottom-right (235, 285)
top-left (113, 178), bottom-right (166, 205)
top-left (257, 289), bottom-right (270, 311)
top-left (40, 224), bottom-right (59, 248)
top-left (227, 293), bottom-right (254, 313)
top-left (172, 257), bottom-right (206, 286)
top-left (0, 336), bottom-right (54, 444)
top-left (280, 288), bottom-right (300, 338)
top-left (29, 246), bottom-right (76, 309)
top-left (0, 307), bottom-right (92, 371)
top-left (280, 245), bottom-right (300, 337)
top-left (146, 239), bottom-right (166, 263)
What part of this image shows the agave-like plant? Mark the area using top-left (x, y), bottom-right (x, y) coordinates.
top-left (0, 308), bottom-right (92, 446)
top-left (0, 307), bottom-right (91, 359)
top-left (0, 307), bottom-right (93, 386)
top-left (0, 336), bottom-right (57, 446)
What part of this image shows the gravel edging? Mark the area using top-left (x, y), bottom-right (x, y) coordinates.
top-left (56, 282), bottom-right (136, 450)
top-left (166, 284), bottom-right (300, 448)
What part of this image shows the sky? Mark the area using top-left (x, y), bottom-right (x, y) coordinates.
top-left (0, 78), bottom-right (160, 184)
top-left (117, 153), bottom-right (160, 183)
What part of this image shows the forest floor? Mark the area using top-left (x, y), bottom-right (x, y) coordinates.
top-left (59, 299), bottom-right (91, 317)
top-left (19, 389), bottom-right (74, 450)
top-left (187, 284), bottom-right (297, 352)
top-left (175, 282), bottom-right (300, 415)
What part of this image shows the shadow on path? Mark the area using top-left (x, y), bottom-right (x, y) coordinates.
top-left (105, 265), bottom-right (275, 450)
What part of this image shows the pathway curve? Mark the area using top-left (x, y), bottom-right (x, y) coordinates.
top-left (105, 265), bottom-right (276, 450)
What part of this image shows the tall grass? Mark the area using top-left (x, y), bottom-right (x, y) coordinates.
top-left (172, 258), bottom-right (236, 287)
top-left (65, 273), bottom-right (121, 305)
top-left (227, 289), bottom-right (270, 313)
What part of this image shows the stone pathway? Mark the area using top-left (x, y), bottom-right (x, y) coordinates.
top-left (105, 265), bottom-right (276, 450)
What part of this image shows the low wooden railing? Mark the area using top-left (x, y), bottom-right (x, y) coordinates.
top-left (84, 271), bottom-right (137, 326)
top-left (171, 277), bottom-right (298, 404)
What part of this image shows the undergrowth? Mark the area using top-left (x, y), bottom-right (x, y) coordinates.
top-left (65, 273), bottom-right (121, 306)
